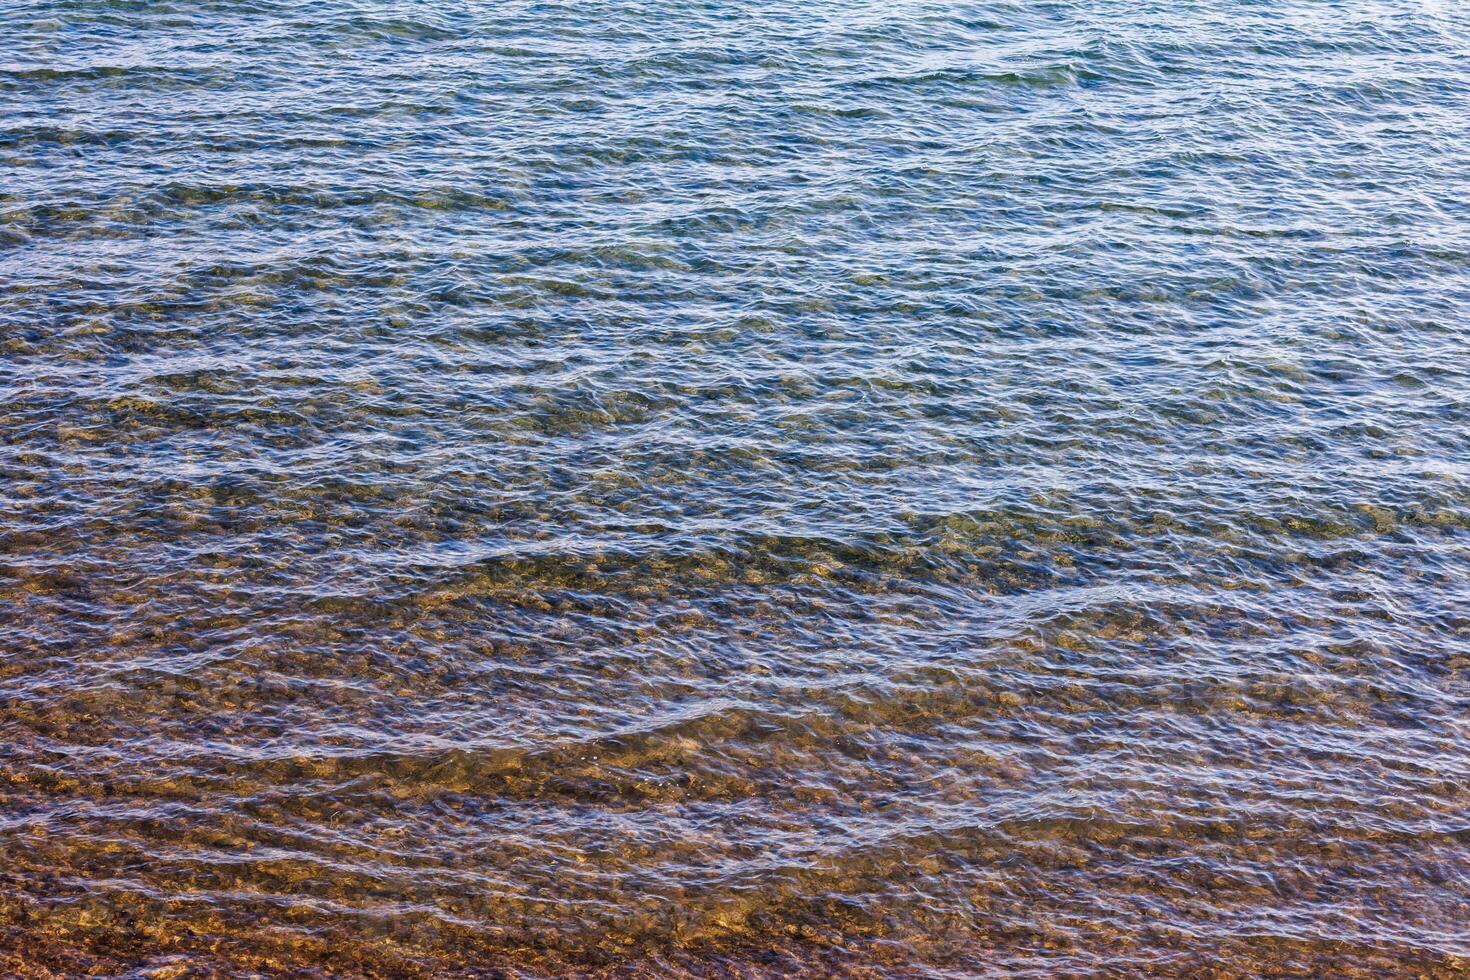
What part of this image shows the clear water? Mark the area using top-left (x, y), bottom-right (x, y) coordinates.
top-left (3, 0), bottom-right (1470, 975)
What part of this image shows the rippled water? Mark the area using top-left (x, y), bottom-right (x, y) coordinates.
top-left (4, 0), bottom-right (1470, 975)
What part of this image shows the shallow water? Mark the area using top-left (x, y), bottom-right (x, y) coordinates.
top-left (3, 0), bottom-right (1470, 975)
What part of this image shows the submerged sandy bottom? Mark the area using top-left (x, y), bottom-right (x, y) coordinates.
top-left (3, 0), bottom-right (1470, 974)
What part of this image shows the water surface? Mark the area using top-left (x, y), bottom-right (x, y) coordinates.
top-left (3, 0), bottom-right (1470, 975)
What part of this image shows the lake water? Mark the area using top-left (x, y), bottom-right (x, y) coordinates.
top-left (3, 0), bottom-right (1470, 974)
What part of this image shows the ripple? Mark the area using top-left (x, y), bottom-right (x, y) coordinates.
top-left (4, 0), bottom-right (1470, 974)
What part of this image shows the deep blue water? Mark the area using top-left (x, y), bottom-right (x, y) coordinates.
top-left (3, 0), bottom-right (1470, 975)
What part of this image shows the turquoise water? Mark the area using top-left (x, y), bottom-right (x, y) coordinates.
top-left (3, 0), bottom-right (1470, 974)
